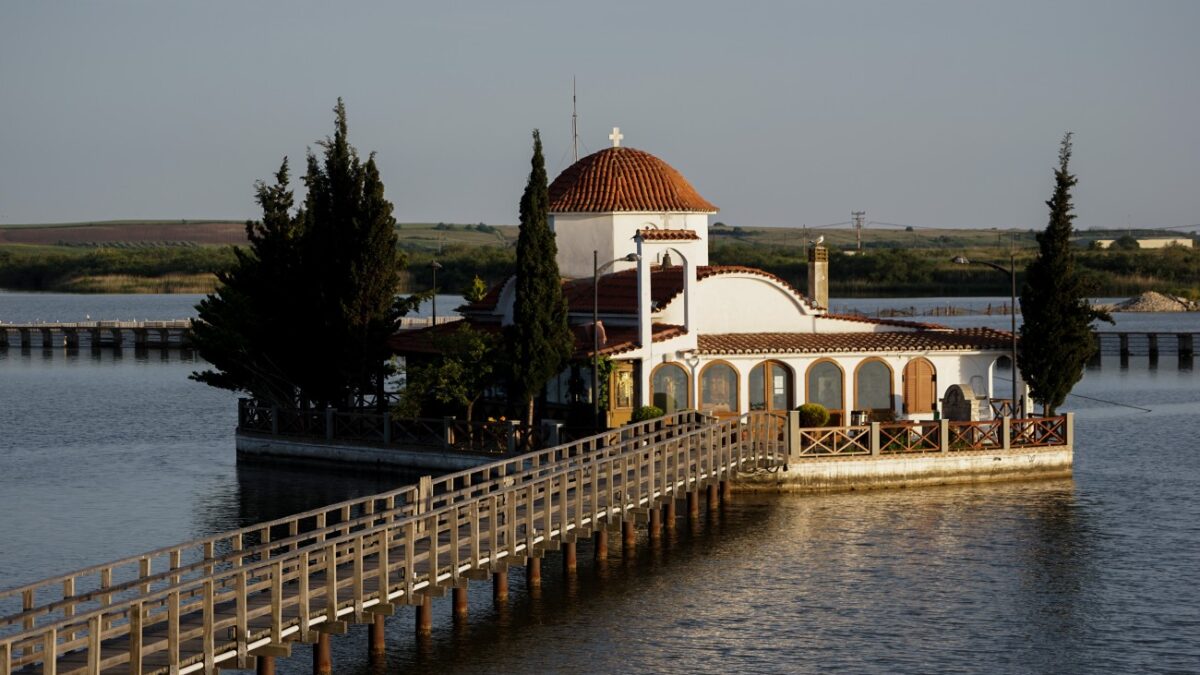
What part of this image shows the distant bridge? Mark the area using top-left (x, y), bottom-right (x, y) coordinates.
top-left (0, 317), bottom-right (458, 351)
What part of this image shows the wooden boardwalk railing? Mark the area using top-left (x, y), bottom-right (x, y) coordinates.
top-left (0, 410), bottom-right (785, 674)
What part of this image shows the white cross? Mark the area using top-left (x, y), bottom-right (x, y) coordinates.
top-left (609, 126), bottom-right (623, 148)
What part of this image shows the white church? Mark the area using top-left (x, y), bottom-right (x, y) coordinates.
top-left (395, 130), bottom-right (1022, 428)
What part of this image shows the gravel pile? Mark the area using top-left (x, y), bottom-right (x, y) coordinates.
top-left (1111, 291), bottom-right (1196, 312)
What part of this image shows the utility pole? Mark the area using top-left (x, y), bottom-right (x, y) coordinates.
top-left (852, 210), bottom-right (866, 251)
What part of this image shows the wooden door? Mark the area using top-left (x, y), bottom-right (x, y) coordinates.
top-left (903, 358), bottom-right (936, 414)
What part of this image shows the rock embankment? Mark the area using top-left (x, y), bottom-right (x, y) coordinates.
top-left (1099, 291), bottom-right (1197, 312)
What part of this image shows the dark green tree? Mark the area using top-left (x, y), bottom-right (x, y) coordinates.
top-left (397, 324), bottom-right (500, 424)
top-left (1018, 133), bottom-right (1110, 415)
top-left (191, 159), bottom-right (306, 405)
top-left (298, 99), bottom-right (406, 409)
top-left (193, 100), bottom-right (407, 410)
top-left (505, 130), bottom-right (574, 428)
top-left (1112, 234), bottom-right (1140, 250)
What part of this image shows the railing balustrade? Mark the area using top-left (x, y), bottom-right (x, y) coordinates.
top-left (0, 410), bottom-right (773, 673)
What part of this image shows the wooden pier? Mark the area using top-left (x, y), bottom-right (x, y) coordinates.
top-left (0, 409), bottom-right (1071, 674)
top-left (1091, 331), bottom-right (1198, 369)
top-left (0, 322), bottom-right (193, 350)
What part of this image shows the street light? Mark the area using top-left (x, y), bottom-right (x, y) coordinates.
top-left (430, 261), bottom-right (443, 326)
top-left (952, 254), bottom-right (1020, 417)
top-left (593, 250), bottom-right (640, 432)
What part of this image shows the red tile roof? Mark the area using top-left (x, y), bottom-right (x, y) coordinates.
top-left (696, 328), bottom-right (1013, 355)
top-left (548, 147), bottom-right (717, 213)
top-left (638, 229), bottom-right (701, 241)
top-left (821, 312), bottom-right (950, 330)
top-left (388, 319), bottom-right (685, 358)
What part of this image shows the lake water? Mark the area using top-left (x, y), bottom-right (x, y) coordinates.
top-left (1, 293), bottom-right (1199, 673)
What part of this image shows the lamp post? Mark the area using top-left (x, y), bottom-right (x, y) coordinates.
top-left (952, 254), bottom-right (1020, 417)
top-left (593, 251), bottom-right (639, 432)
top-left (430, 261), bottom-right (443, 326)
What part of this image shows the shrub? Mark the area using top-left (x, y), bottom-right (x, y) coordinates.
top-left (795, 403), bottom-right (829, 428)
top-left (632, 405), bottom-right (664, 422)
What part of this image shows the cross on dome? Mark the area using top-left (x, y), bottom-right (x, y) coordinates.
top-left (609, 126), bottom-right (623, 148)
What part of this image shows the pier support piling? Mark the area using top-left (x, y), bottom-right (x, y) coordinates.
top-left (526, 557), bottom-right (541, 588)
top-left (313, 632), bottom-right (331, 675)
top-left (707, 483), bottom-right (719, 512)
top-left (622, 520), bottom-right (637, 554)
top-left (415, 595), bottom-right (432, 636)
top-left (648, 506), bottom-right (661, 541)
top-left (256, 655), bottom-right (276, 675)
top-left (453, 584), bottom-right (469, 620)
top-left (493, 570), bottom-right (508, 603)
top-left (563, 541), bottom-right (577, 575)
top-left (368, 613), bottom-right (386, 656)
top-left (593, 529), bottom-right (608, 561)
top-left (720, 480), bottom-right (732, 502)
top-left (665, 499), bottom-right (676, 529)
top-left (686, 491), bottom-right (699, 520)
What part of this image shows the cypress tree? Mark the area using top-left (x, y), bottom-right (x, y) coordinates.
top-left (506, 130), bottom-right (574, 428)
top-left (1018, 133), bottom-right (1110, 415)
top-left (193, 100), bottom-right (405, 410)
top-left (298, 99), bottom-right (404, 408)
top-left (192, 159), bottom-right (307, 405)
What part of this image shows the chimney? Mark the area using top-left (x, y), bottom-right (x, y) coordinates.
top-left (807, 244), bottom-right (828, 309)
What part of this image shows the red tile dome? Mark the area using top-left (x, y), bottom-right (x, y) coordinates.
top-left (548, 147), bottom-right (717, 213)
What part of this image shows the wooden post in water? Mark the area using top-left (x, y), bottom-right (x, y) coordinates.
top-left (416, 596), bottom-right (432, 636)
top-left (526, 557), bottom-right (541, 588)
top-left (593, 530), bottom-right (608, 561)
top-left (707, 483), bottom-right (719, 512)
top-left (686, 491), bottom-right (699, 520)
top-left (453, 584), bottom-right (469, 620)
top-left (257, 655), bottom-right (276, 675)
top-left (313, 633), bottom-right (332, 675)
top-left (622, 520), bottom-right (636, 554)
top-left (493, 570), bottom-right (508, 603)
top-left (665, 499), bottom-right (677, 529)
top-left (719, 480), bottom-right (732, 502)
top-left (563, 541), bottom-right (577, 574)
top-left (368, 614), bottom-right (386, 657)
top-left (648, 506), bottom-right (661, 542)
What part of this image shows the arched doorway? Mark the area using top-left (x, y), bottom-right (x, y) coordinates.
top-left (749, 360), bottom-right (793, 412)
top-left (651, 363), bottom-right (690, 414)
top-left (699, 361), bottom-right (739, 417)
top-left (854, 358), bottom-right (894, 418)
top-left (805, 359), bottom-right (845, 425)
top-left (902, 358), bottom-right (937, 415)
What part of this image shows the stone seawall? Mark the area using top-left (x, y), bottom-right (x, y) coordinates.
top-left (236, 431), bottom-right (497, 472)
top-left (734, 446), bottom-right (1072, 493)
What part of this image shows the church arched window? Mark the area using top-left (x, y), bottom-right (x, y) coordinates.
top-left (699, 361), bottom-right (739, 415)
top-left (854, 358), bottom-right (893, 412)
top-left (805, 359), bottom-right (845, 424)
top-left (651, 363), bottom-right (690, 414)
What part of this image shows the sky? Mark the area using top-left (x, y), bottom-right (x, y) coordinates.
top-left (1, 1), bottom-right (1197, 231)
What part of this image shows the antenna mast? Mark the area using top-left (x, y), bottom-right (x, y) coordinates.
top-left (571, 78), bottom-right (579, 163)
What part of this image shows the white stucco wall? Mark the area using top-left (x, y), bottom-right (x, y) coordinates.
top-left (681, 275), bottom-right (817, 333)
top-left (552, 211), bottom-right (710, 280)
top-left (551, 213), bottom-right (617, 279)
